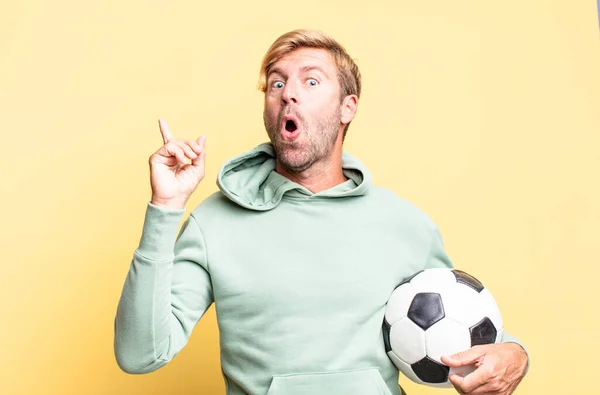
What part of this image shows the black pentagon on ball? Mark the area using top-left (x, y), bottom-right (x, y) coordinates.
top-left (382, 319), bottom-right (392, 353)
top-left (451, 269), bottom-right (485, 293)
top-left (470, 317), bottom-right (497, 346)
top-left (407, 293), bottom-right (445, 330)
top-left (411, 356), bottom-right (450, 384)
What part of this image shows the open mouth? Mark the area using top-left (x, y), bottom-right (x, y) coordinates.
top-left (281, 116), bottom-right (301, 141)
top-left (285, 119), bottom-right (297, 133)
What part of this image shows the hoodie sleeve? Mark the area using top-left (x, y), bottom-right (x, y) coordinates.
top-left (423, 224), bottom-right (454, 270)
top-left (425, 223), bottom-right (530, 371)
top-left (114, 202), bottom-right (214, 374)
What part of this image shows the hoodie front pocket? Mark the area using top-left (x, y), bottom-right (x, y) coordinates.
top-left (265, 367), bottom-right (393, 395)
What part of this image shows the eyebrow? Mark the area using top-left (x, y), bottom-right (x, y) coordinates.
top-left (268, 65), bottom-right (330, 79)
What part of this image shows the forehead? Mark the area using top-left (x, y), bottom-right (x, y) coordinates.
top-left (270, 48), bottom-right (336, 75)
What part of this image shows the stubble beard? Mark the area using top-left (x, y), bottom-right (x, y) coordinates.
top-left (264, 106), bottom-right (342, 172)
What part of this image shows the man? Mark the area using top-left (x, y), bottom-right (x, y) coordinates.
top-left (114, 29), bottom-right (528, 395)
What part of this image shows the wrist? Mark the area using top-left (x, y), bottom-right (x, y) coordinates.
top-left (151, 196), bottom-right (187, 210)
top-left (505, 342), bottom-right (529, 372)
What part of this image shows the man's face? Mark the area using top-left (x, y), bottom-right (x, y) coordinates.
top-left (263, 48), bottom-right (345, 172)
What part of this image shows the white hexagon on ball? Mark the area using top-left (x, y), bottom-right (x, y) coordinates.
top-left (384, 282), bottom-right (416, 325)
top-left (389, 317), bottom-right (426, 365)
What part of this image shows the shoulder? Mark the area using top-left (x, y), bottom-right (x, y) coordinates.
top-left (181, 193), bottom-right (238, 235)
top-left (189, 192), bottom-right (238, 217)
top-left (365, 185), bottom-right (440, 236)
top-left (369, 185), bottom-right (435, 221)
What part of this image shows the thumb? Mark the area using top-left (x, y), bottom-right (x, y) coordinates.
top-left (192, 135), bottom-right (207, 167)
top-left (441, 346), bottom-right (484, 367)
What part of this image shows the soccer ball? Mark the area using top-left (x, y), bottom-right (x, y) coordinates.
top-left (382, 268), bottom-right (503, 387)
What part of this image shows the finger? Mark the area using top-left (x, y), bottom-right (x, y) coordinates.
top-left (457, 366), bottom-right (490, 394)
top-left (196, 134), bottom-right (206, 147)
top-left (442, 346), bottom-right (485, 367)
top-left (448, 374), bottom-right (466, 394)
top-left (158, 118), bottom-right (173, 144)
top-left (165, 140), bottom-right (199, 162)
top-left (178, 141), bottom-right (199, 160)
top-left (164, 143), bottom-right (189, 165)
top-left (183, 139), bottom-right (203, 155)
top-left (192, 135), bottom-right (206, 166)
top-left (181, 140), bottom-right (202, 158)
top-left (465, 381), bottom-right (505, 395)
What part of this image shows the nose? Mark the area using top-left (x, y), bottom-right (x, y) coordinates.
top-left (282, 80), bottom-right (298, 105)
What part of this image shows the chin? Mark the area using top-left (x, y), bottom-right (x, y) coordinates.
top-left (277, 151), bottom-right (314, 172)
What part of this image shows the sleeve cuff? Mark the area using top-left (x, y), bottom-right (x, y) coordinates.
top-left (136, 202), bottom-right (186, 259)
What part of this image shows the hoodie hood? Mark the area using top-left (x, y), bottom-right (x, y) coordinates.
top-left (217, 143), bottom-right (372, 211)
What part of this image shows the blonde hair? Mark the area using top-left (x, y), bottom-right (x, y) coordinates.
top-left (258, 29), bottom-right (361, 135)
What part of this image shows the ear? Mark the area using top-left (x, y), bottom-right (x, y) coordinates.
top-left (340, 94), bottom-right (358, 126)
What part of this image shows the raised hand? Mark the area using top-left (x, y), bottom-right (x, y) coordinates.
top-left (149, 119), bottom-right (207, 209)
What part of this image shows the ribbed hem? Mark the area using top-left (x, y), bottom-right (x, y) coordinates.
top-left (136, 202), bottom-right (185, 259)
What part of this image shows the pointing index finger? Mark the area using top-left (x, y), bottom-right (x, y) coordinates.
top-left (158, 118), bottom-right (173, 144)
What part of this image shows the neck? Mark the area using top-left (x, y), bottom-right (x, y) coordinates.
top-left (275, 137), bottom-right (347, 194)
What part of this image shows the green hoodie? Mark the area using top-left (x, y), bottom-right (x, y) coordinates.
top-left (115, 143), bottom-right (524, 395)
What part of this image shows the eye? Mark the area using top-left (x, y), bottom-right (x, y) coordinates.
top-left (307, 79), bottom-right (319, 86)
top-left (272, 81), bottom-right (285, 89)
